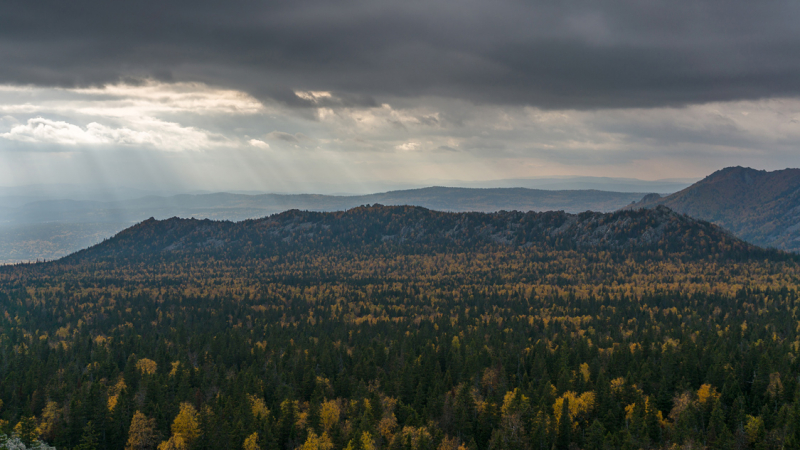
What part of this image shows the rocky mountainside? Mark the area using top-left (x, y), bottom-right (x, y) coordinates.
top-left (629, 167), bottom-right (800, 251)
top-left (59, 204), bottom-right (770, 264)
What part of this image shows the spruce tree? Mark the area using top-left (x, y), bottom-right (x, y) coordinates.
top-left (556, 397), bottom-right (570, 450)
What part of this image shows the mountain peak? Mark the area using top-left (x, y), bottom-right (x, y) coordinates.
top-left (630, 166), bottom-right (800, 251)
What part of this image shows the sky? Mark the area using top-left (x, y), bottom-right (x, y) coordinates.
top-left (1, 0), bottom-right (800, 194)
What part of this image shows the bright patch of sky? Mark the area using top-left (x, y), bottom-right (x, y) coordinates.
top-left (0, 81), bottom-right (799, 193)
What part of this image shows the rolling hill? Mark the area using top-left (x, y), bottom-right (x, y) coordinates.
top-left (59, 204), bottom-right (769, 265)
top-left (0, 187), bottom-right (649, 264)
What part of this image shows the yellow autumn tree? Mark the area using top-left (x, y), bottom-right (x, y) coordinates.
top-left (378, 414), bottom-right (398, 442)
top-left (126, 411), bottom-right (158, 450)
top-left (501, 388), bottom-right (529, 417)
top-left (320, 400), bottom-right (341, 432)
top-left (390, 426), bottom-right (433, 449)
top-left (300, 430), bottom-right (334, 450)
top-left (39, 401), bottom-right (62, 441)
top-left (157, 435), bottom-right (187, 450)
top-left (553, 391), bottom-right (595, 428)
top-left (744, 415), bottom-right (765, 444)
top-left (14, 416), bottom-right (40, 447)
top-left (157, 402), bottom-right (201, 450)
top-left (136, 358), bottom-right (158, 375)
top-left (249, 395), bottom-right (270, 421)
top-left (243, 432), bottom-right (260, 450)
top-left (108, 377), bottom-right (128, 412)
top-left (438, 436), bottom-right (467, 450)
top-left (579, 363), bottom-right (591, 383)
top-left (696, 384), bottom-right (720, 406)
top-left (360, 431), bottom-right (375, 450)
top-left (171, 403), bottom-right (201, 444)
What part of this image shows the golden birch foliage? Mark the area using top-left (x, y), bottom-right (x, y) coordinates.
top-left (745, 415), bottom-right (765, 444)
top-left (171, 403), bottom-right (201, 444)
top-left (392, 427), bottom-right (432, 448)
top-left (14, 416), bottom-right (40, 446)
top-left (243, 432), bottom-right (260, 450)
top-left (126, 411), bottom-right (158, 450)
top-left (624, 403), bottom-right (637, 421)
top-left (296, 403), bottom-right (309, 430)
top-left (500, 388), bottom-right (529, 417)
top-left (610, 377), bottom-right (626, 394)
top-left (696, 384), bottom-right (720, 406)
top-left (438, 436), bottom-right (467, 450)
top-left (249, 395), bottom-right (270, 421)
top-left (136, 358), bottom-right (158, 375)
top-left (553, 391), bottom-right (595, 426)
top-left (39, 401), bottom-right (62, 440)
top-left (157, 435), bottom-right (187, 450)
top-left (579, 363), bottom-right (591, 383)
top-left (108, 377), bottom-right (128, 412)
top-left (378, 415), bottom-right (398, 442)
top-left (320, 400), bottom-right (341, 431)
top-left (169, 361), bottom-right (180, 377)
top-left (300, 430), bottom-right (333, 450)
top-left (360, 431), bottom-right (375, 450)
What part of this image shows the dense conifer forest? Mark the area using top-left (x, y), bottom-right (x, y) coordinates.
top-left (2, 206), bottom-right (800, 450)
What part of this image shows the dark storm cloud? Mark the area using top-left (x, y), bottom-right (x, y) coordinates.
top-left (3, 0), bottom-right (800, 109)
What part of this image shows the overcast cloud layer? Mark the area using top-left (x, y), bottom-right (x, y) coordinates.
top-left (1, 1), bottom-right (800, 193)
top-left (5, 0), bottom-right (800, 109)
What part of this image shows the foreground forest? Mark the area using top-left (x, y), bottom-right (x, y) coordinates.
top-left (2, 206), bottom-right (800, 450)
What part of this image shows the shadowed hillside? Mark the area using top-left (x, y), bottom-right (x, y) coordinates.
top-left (59, 204), bottom-right (770, 265)
top-left (0, 187), bottom-right (650, 263)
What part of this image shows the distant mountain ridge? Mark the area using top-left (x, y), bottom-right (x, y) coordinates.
top-left (0, 186), bottom-right (670, 264)
top-left (1, 187), bottom-right (650, 226)
top-left (629, 166), bottom-right (800, 251)
top-left (60, 204), bottom-right (771, 265)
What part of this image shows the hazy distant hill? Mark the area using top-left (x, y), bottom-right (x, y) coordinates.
top-left (450, 176), bottom-right (693, 192)
top-left (629, 166), bottom-right (800, 251)
top-left (63, 204), bottom-right (766, 264)
top-left (0, 222), bottom-right (130, 265)
top-left (1, 187), bottom-right (649, 226)
top-left (0, 187), bottom-right (650, 263)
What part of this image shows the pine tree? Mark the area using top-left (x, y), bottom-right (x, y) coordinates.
top-left (75, 421), bottom-right (100, 450)
top-left (555, 397), bottom-right (570, 450)
top-left (585, 420), bottom-right (606, 450)
top-left (707, 398), bottom-right (732, 449)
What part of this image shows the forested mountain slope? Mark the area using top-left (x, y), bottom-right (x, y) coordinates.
top-left (1, 206), bottom-right (800, 450)
top-left (0, 187), bottom-right (649, 264)
top-left (630, 167), bottom-right (800, 252)
top-left (63, 204), bottom-right (763, 264)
